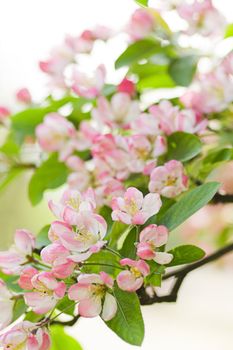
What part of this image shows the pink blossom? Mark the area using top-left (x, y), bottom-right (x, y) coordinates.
top-left (0, 279), bottom-right (14, 330)
top-left (111, 187), bottom-right (162, 225)
top-left (177, 0), bottom-right (226, 37)
top-left (126, 9), bottom-right (155, 41)
top-left (137, 224), bottom-right (173, 264)
top-left (16, 88), bottom-right (32, 104)
top-left (72, 65), bottom-right (106, 99)
top-left (55, 212), bottom-right (107, 262)
top-left (117, 258), bottom-right (150, 292)
top-left (65, 31), bottom-right (95, 54)
top-left (36, 113), bottom-right (77, 159)
top-left (68, 272), bottom-right (117, 321)
top-left (24, 272), bottom-right (66, 314)
top-left (149, 160), bottom-right (188, 198)
top-left (48, 188), bottom-right (96, 225)
top-left (0, 106), bottom-right (11, 122)
top-left (66, 156), bottom-right (91, 192)
top-left (127, 135), bottom-right (152, 173)
top-left (0, 321), bottom-right (51, 350)
top-left (18, 267), bottom-right (38, 290)
top-left (0, 229), bottom-right (35, 275)
top-left (91, 25), bottom-right (113, 41)
top-left (94, 178), bottom-right (125, 207)
top-left (41, 242), bottom-right (75, 279)
top-left (92, 93), bottom-right (140, 128)
top-left (117, 78), bottom-right (136, 97)
top-left (131, 112), bottom-right (160, 136)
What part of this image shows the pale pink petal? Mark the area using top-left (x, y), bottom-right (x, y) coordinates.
top-left (78, 297), bottom-right (102, 318)
top-left (153, 252), bottom-right (173, 265)
top-left (101, 293), bottom-right (117, 321)
top-left (68, 283), bottom-right (92, 301)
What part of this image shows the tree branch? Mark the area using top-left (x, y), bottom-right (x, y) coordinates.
top-left (138, 243), bottom-right (233, 305)
top-left (212, 193), bottom-right (233, 204)
top-left (50, 316), bottom-right (80, 327)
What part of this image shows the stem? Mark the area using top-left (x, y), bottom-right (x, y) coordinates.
top-left (138, 243), bottom-right (233, 305)
top-left (105, 246), bottom-right (122, 258)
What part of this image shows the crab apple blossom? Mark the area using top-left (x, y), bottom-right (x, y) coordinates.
top-left (68, 272), bottom-right (117, 321)
top-left (48, 188), bottom-right (96, 225)
top-left (0, 106), bottom-right (11, 122)
top-left (131, 112), bottom-right (160, 136)
top-left (111, 187), bottom-right (162, 225)
top-left (18, 267), bottom-right (39, 290)
top-left (149, 160), bottom-right (188, 198)
top-left (177, 0), bottom-right (226, 37)
top-left (35, 113), bottom-right (77, 160)
top-left (0, 322), bottom-right (51, 350)
top-left (41, 243), bottom-right (75, 279)
top-left (117, 78), bottom-right (136, 97)
top-left (24, 271), bottom-right (66, 314)
top-left (0, 229), bottom-right (35, 275)
top-left (126, 8), bottom-right (155, 41)
top-left (71, 64), bottom-right (106, 99)
top-left (0, 279), bottom-right (14, 330)
top-left (16, 88), bottom-right (32, 104)
top-left (94, 178), bottom-right (125, 207)
top-left (54, 211), bottom-right (107, 262)
top-left (137, 224), bottom-right (173, 264)
top-left (92, 92), bottom-right (140, 128)
top-left (117, 258), bottom-right (150, 292)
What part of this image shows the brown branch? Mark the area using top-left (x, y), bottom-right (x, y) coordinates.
top-left (138, 243), bottom-right (233, 305)
top-left (212, 193), bottom-right (233, 204)
top-left (50, 316), bottom-right (80, 327)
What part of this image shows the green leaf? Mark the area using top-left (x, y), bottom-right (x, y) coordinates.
top-left (145, 273), bottom-right (162, 287)
top-left (12, 298), bottom-right (27, 322)
top-left (203, 147), bottom-right (232, 165)
top-left (119, 227), bottom-right (137, 259)
top-left (28, 154), bottom-right (68, 205)
top-left (56, 296), bottom-right (75, 316)
top-left (115, 39), bottom-right (162, 69)
top-left (0, 168), bottom-right (24, 193)
top-left (0, 271), bottom-right (22, 293)
top-left (167, 245), bottom-right (205, 266)
top-left (50, 326), bottom-right (82, 350)
top-left (225, 23), bottom-right (233, 38)
top-left (168, 55), bottom-right (198, 86)
top-left (36, 225), bottom-right (51, 249)
top-left (158, 182), bottom-right (220, 231)
top-left (135, 0), bottom-right (148, 7)
top-left (105, 284), bottom-right (144, 346)
top-left (11, 96), bottom-right (78, 144)
top-left (82, 250), bottom-right (120, 276)
top-left (24, 311), bottom-right (43, 323)
top-left (0, 133), bottom-right (20, 156)
top-left (107, 222), bottom-right (128, 249)
top-left (130, 63), bottom-right (168, 78)
top-left (137, 73), bottom-right (175, 90)
top-left (167, 132), bottom-right (202, 162)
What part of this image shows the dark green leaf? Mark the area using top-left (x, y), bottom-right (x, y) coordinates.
top-left (145, 273), bottom-right (162, 287)
top-left (105, 284), bottom-right (144, 346)
top-left (158, 182), bottom-right (220, 231)
top-left (119, 227), bottom-right (137, 259)
top-left (24, 311), bottom-right (43, 323)
top-left (82, 250), bottom-right (120, 276)
top-left (107, 222), bottom-right (128, 249)
top-left (115, 39), bottom-right (162, 69)
top-left (167, 132), bottom-right (202, 162)
top-left (36, 225), bottom-right (51, 249)
top-left (168, 55), bottom-right (198, 86)
top-left (50, 326), bottom-right (82, 350)
top-left (167, 245), bottom-right (205, 266)
top-left (56, 296), bottom-right (75, 316)
top-left (28, 154), bottom-right (68, 205)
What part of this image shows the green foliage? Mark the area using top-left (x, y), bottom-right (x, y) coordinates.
top-left (157, 182), bottom-right (220, 231)
top-left (119, 227), bottom-right (137, 259)
top-left (50, 326), bottom-right (83, 350)
top-left (0, 133), bottom-right (20, 156)
top-left (56, 296), bottom-right (75, 316)
top-left (81, 250), bottom-right (121, 276)
top-left (24, 311), bottom-right (43, 323)
top-left (107, 221), bottom-right (129, 249)
top-left (0, 271), bottom-right (22, 293)
top-left (137, 72), bottom-right (175, 90)
top-left (167, 132), bottom-right (202, 162)
top-left (28, 154), bottom-right (68, 205)
top-left (12, 298), bottom-right (27, 322)
top-left (105, 284), bottom-right (144, 346)
top-left (224, 23), bottom-right (233, 38)
top-left (36, 225), bottom-right (51, 249)
top-left (167, 245), bottom-right (205, 266)
top-left (115, 39), bottom-right (163, 69)
top-left (0, 168), bottom-right (24, 193)
top-left (135, 0), bottom-right (148, 6)
top-left (168, 55), bottom-right (198, 86)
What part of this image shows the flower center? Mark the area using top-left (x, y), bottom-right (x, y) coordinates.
top-left (165, 176), bottom-right (176, 187)
top-left (126, 199), bottom-right (139, 216)
top-left (91, 284), bottom-right (106, 298)
top-left (66, 197), bottom-right (81, 211)
top-left (130, 267), bottom-right (142, 278)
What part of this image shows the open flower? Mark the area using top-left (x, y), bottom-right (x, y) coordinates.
top-left (68, 272), bottom-right (117, 321)
top-left (55, 211), bottom-right (107, 262)
top-left (48, 188), bottom-right (96, 225)
top-left (0, 321), bottom-right (51, 350)
top-left (117, 259), bottom-right (150, 292)
top-left (0, 279), bottom-right (14, 330)
top-left (126, 8), bottom-right (155, 41)
top-left (24, 272), bottom-right (66, 314)
top-left (149, 160), bottom-right (188, 198)
top-left (111, 187), bottom-right (162, 225)
top-left (40, 242), bottom-right (75, 279)
top-left (0, 230), bottom-right (35, 275)
top-left (137, 224), bottom-right (173, 264)
top-left (72, 64), bottom-right (106, 99)
top-left (92, 93), bottom-right (140, 128)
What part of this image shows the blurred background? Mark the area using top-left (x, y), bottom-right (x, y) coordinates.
top-left (0, 0), bottom-right (233, 349)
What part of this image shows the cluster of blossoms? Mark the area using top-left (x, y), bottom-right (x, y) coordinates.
top-left (0, 0), bottom-right (232, 348)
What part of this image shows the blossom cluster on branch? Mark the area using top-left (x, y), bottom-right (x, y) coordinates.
top-left (0, 0), bottom-right (233, 348)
